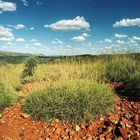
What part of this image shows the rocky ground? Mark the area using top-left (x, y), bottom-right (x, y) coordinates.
top-left (0, 82), bottom-right (140, 140)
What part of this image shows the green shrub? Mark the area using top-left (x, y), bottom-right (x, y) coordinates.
top-left (22, 56), bottom-right (38, 78)
top-left (0, 83), bottom-right (18, 113)
top-left (23, 81), bottom-right (116, 123)
top-left (104, 56), bottom-right (137, 83)
top-left (125, 72), bottom-right (140, 93)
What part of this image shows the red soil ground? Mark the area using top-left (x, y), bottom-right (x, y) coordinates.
top-left (0, 82), bottom-right (140, 140)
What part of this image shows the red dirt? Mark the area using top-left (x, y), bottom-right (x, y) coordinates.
top-left (0, 82), bottom-right (140, 140)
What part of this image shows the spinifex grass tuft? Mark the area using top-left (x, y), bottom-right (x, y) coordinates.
top-left (23, 81), bottom-right (116, 123)
top-left (0, 83), bottom-right (18, 113)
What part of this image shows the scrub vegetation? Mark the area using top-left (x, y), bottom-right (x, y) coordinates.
top-left (0, 53), bottom-right (140, 123)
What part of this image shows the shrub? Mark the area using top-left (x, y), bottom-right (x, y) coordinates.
top-left (22, 56), bottom-right (38, 78)
top-left (125, 72), bottom-right (140, 93)
top-left (23, 81), bottom-right (116, 123)
top-left (0, 83), bottom-right (18, 113)
top-left (104, 56), bottom-right (137, 83)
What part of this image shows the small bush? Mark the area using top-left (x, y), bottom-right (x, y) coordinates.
top-left (104, 57), bottom-right (137, 83)
top-left (22, 56), bottom-right (38, 78)
top-left (125, 72), bottom-right (140, 93)
top-left (23, 81), bottom-right (116, 123)
top-left (0, 83), bottom-right (17, 113)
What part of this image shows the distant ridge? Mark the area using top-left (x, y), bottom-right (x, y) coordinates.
top-left (0, 51), bottom-right (44, 57)
top-left (0, 50), bottom-right (140, 64)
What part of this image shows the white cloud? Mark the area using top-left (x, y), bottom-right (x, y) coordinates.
top-left (0, 1), bottom-right (16, 13)
top-left (31, 39), bottom-right (37, 42)
top-left (82, 33), bottom-right (90, 37)
top-left (127, 38), bottom-right (138, 46)
top-left (71, 32), bottom-right (89, 42)
top-left (128, 38), bottom-right (137, 44)
top-left (8, 24), bottom-right (26, 30)
top-left (66, 45), bottom-right (72, 48)
top-left (52, 38), bottom-right (63, 45)
top-left (34, 42), bottom-right (42, 46)
top-left (15, 24), bottom-right (26, 30)
top-left (113, 18), bottom-right (140, 28)
top-left (30, 27), bottom-right (34, 30)
top-left (114, 38), bottom-right (138, 47)
top-left (114, 33), bottom-right (127, 39)
top-left (21, 0), bottom-right (29, 6)
top-left (71, 36), bottom-right (86, 42)
top-left (133, 36), bottom-right (140, 41)
top-left (104, 39), bottom-right (112, 43)
top-left (100, 39), bottom-right (112, 43)
top-left (116, 40), bottom-right (125, 45)
top-left (44, 16), bottom-right (90, 31)
top-left (16, 38), bottom-right (25, 42)
top-left (0, 25), bottom-right (14, 41)
top-left (7, 42), bottom-right (15, 46)
top-left (127, 40), bottom-right (138, 46)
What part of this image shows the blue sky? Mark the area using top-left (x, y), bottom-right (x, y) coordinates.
top-left (0, 0), bottom-right (140, 55)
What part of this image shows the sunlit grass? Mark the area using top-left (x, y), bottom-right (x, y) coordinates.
top-left (23, 81), bottom-right (116, 123)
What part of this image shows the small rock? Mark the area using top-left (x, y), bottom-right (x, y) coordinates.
top-left (107, 126), bottom-right (113, 133)
top-left (126, 124), bottom-right (131, 128)
top-left (99, 134), bottom-right (105, 140)
top-left (120, 121), bottom-right (126, 128)
top-left (122, 117), bottom-right (133, 125)
top-left (74, 125), bottom-right (80, 132)
top-left (117, 137), bottom-right (123, 140)
top-left (119, 128), bottom-right (128, 139)
top-left (80, 124), bottom-right (85, 129)
top-left (53, 119), bottom-right (59, 123)
top-left (108, 115), bottom-right (119, 124)
top-left (135, 124), bottom-right (140, 131)
top-left (133, 115), bottom-right (140, 124)
top-left (0, 113), bottom-right (2, 118)
top-left (20, 113), bottom-right (30, 119)
top-left (100, 117), bottom-right (104, 121)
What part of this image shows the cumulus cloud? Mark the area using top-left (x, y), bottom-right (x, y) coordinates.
top-left (34, 42), bottom-right (42, 46)
top-left (20, 0), bottom-right (29, 6)
top-left (113, 18), bottom-right (140, 28)
top-left (44, 16), bottom-right (90, 31)
top-left (52, 38), bottom-right (63, 45)
top-left (8, 24), bottom-right (26, 30)
top-left (71, 33), bottom-right (89, 42)
top-left (100, 38), bottom-right (112, 43)
top-left (71, 36), bottom-right (86, 42)
top-left (0, 0), bottom-right (16, 13)
top-left (115, 39), bottom-right (138, 46)
top-left (16, 38), bottom-right (25, 42)
top-left (30, 27), bottom-right (34, 30)
top-left (133, 36), bottom-right (140, 41)
top-left (0, 25), bottom-right (14, 41)
top-left (30, 39), bottom-right (37, 42)
top-left (104, 39), bottom-right (112, 43)
top-left (82, 33), bottom-right (90, 37)
top-left (15, 24), bottom-right (26, 29)
top-left (116, 40), bottom-right (125, 45)
top-left (114, 33), bottom-right (127, 39)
